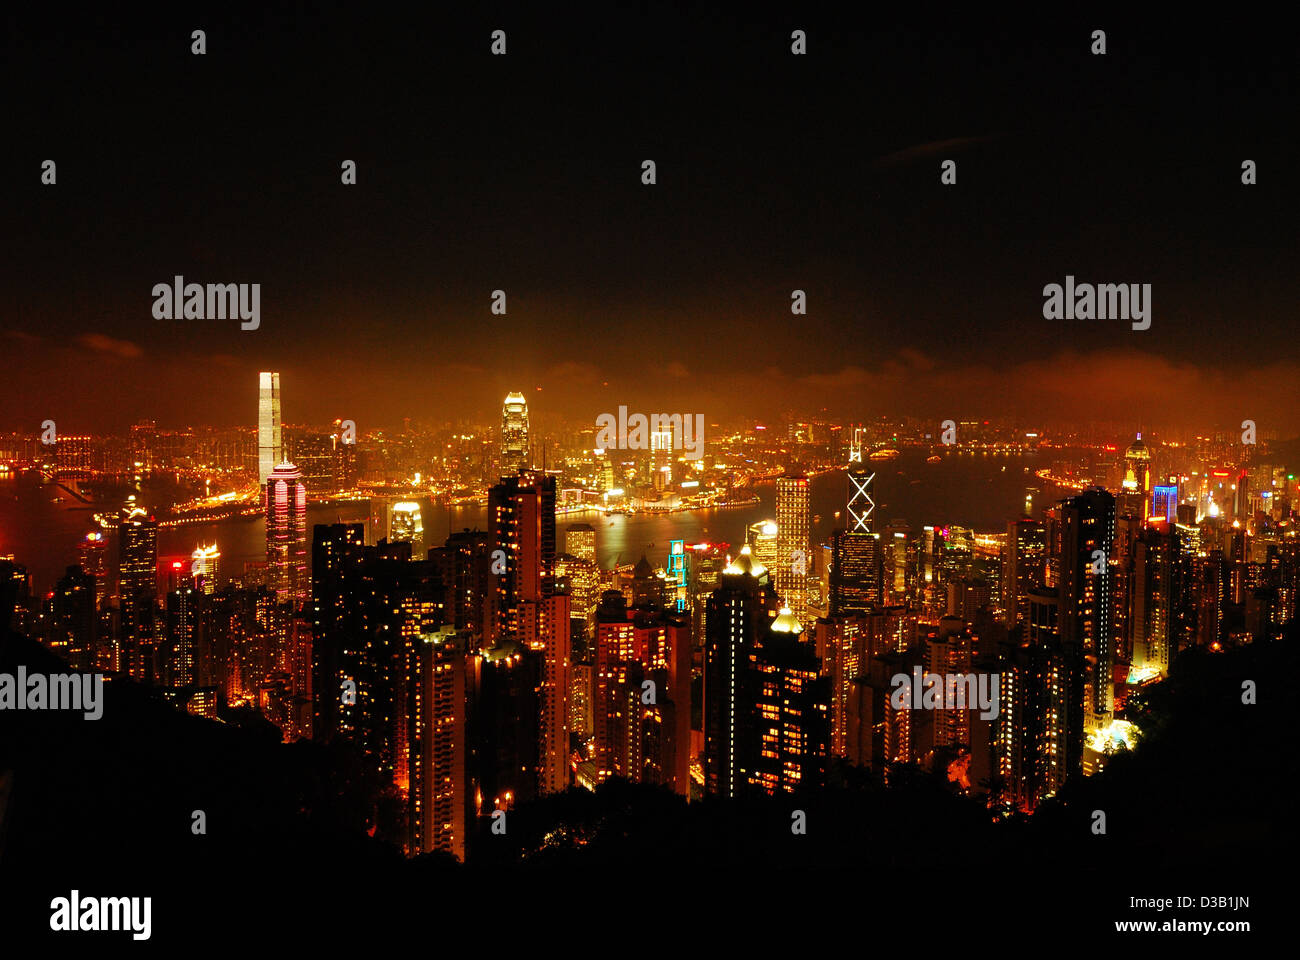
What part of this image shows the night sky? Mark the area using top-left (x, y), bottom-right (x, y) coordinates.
top-left (3, 7), bottom-right (1297, 432)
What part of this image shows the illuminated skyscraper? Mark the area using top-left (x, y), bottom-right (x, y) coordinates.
top-left (191, 544), bottom-right (221, 595)
top-left (1122, 434), bottom-right (1152, 521)
top-left (0, 559), bottom-right (32, 639)
top-left (388, 500), bottom-right (425, 558)
top-left (1193, 551), bottom-right (1228, 648)
top-left (1003, 518), bottom-right (1047, 628)
top-left (593, 589), bottom-right (691, 794)
top-left (363, 544), bottom-right (444, 811)
top-left (1111, 515), bottom-right (1140, 664)
top-left (265, 462), bottom-right (308, 608)
top-left (486, 470), bottom-right (557, 644)
top-left (995, 589), bottom-right (1073, 812)
top-left (244, 586), bottom-right (293, 702)
top-left (501, 391), bottom-right (530, 472)
top-left (197, 588), bottom-right (236, 701)
top-left (1058, 488), bottom-right (1115, 728)
top-left (428, 530), bottom-right (492, 635)
top-left (594, 590), bottom-right (637, 781)
top-left (407, 626), bottom-right (471, 860)
top-left (1130, 524), bottom-right (1180, 678)
top-left (776, 475), bottom-right (810, 622)
top-left (310, 523), bottom-right (366, 742)
top-left (486, 470), bottom-right (569, 795)
top-left (816, 604), bottom-right (912, 766)
top-left (118, 506), bottom-right (158, 680)
top-left (880, 520), bottom-right (915, 604)
top-left (78, 531), bottom-right (109, 610)
top-left (829, 529), bottom-right (882, 615)
top-left (747, 519), bottom-right (780, 571)
top-left (557, 524), bottom-right (601, 623)
top-left (688, 542), bottom-right (729, 640)
top-left (651, 421), bottom-right (674, 491)
top-left (846, 429), bottom-right (875, 534)
top-left (535, 579), bottom-right (572, 796)
top-left (310, 530), bottom-right (445, 814)
top-left (565, 523), bottom-right (596, 563)
top-left (288, 618), bottom-right (313, 741)
top-left (257, 372), bottom-right (283, 488)
top-left (51, 565), bottom-right (96, 671)
top-left (927, 616), bottom-right (974, 751)
top-left (54, 435), bottom-right (93, 479)
top-left (666, 539), bottom-right (687, 612)
top-left (472, 639), bottom-right (541, 813)
top-left (814, 614), bottom-right (867, 759)
top-left (703, 545), bottom-right (781, 798)
top-left (633, 603), bottom-right (692, 793)
top-left (748, 608), bottom-right (830, 796)
top-left (1026, 591), bottom-right (1071, 799)
top-left (827, 432), bottom-right (883, 617)
top-left (852, 646), bottom-right (923, 770)
top-left (164, 583), bottom-right (200, 688)
top-left (1152, 483), bottom-right (1179, 525)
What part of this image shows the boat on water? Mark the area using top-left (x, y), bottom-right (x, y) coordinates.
top-left (869, 448), bottom-right (900, 461)
top-left (926, 454), bottom-right (942, 463)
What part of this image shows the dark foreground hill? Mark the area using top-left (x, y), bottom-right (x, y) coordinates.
top-left (3, 622), bottom-right (1291, 944)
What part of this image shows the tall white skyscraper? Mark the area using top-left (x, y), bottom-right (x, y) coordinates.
top-left (258, 371), bottom-right (283, 487)
top-left (501, 391), bottom-right (529, 473)
top-left (651, 422), bottom-right (674, 491)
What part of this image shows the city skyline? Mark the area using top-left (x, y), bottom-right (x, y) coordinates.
top-left (4, 376), bottom-right (1297, 441)
top-left (3, 376), bottom-right (1290, 605)
top-left (1, 5), bottom-right (1289, 945)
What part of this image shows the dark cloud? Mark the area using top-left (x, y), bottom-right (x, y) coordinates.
top-left (875, 136), bottom-right (996, 167)
top-left (77, 334), bottom-right (142, 359)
